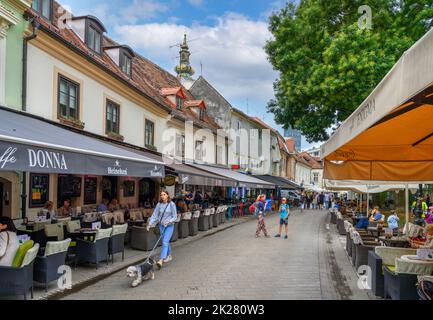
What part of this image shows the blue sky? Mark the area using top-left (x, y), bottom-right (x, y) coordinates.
top-left (61, 0), bottom-right (317, 150)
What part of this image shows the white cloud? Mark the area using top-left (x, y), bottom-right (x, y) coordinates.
top-left (188, 0), bottom-right (203, 7)
top-left (121, 0), bottom-right (169, 24)
top-left (61, 0), bottom-right (169, 26)
top-left (114, 12), bottom-right (277, 106)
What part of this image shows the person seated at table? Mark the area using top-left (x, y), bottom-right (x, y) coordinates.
top-left (108, 198), bottom-right (120, 212)
top-left (387, 210), bottom-right (400, 230)
top-left (411, 224), bottom-right (433, 249)
top-left (176, 200), bottom-right (188, 213)
top-left (0, 217), bottom-right (20, 267)
top-left (142, 200), bottom-right (153, 218)
top-left (425, 206), bottom-right (433, 225)
top-left (97, 198), bottom-right (109, 212)
top-left (58, 199), bottom-right (73, 218)
top-left (184, 191), bottom-right (194, 207)
top-left (38, 201), bottom-right (57, 220)
top-left (369, 206), bottom-right (384, 222)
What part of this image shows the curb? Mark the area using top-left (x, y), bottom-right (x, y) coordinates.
top-left (44, 215), bottom-right (258, 300)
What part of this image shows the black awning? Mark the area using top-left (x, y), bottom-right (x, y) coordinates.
top-left (168, 162), bottom-right (237, 187)
top-left (254, 175), bottom-right (300, 190)
top-left (0, 108), bottom-right (165, 178)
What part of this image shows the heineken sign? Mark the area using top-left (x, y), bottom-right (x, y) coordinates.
top-left (0, 141), bottom-right (164, 178)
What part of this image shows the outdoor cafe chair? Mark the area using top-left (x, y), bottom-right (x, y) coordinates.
top-left (109, 224), bottom-right (128, 263)
top-left (0, 243), bottom-right (39, 300)
top-left (368, 247), bottom-right (417, 298)
top-left (171, 214), bottom-right (181, 242)
top-left (74, 228), bottom-right (112, 270)
top-left (44, 223), bottom-right (65, 242)
top-left (383, 256), bottom-right (433, 300)
top-left (34, 239), bottom-right (71, 292)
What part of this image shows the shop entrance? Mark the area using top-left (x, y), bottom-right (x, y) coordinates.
top-left (0, 182), bottom-right (3, 217)
top-left (139, 178), bottom-right (156, 206)
top-left (0, 178), bottom-right (12, 218)
top-left (102, 176), bottom-right (118, 201)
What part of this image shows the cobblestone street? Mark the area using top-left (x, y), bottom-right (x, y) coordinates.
top-left (61, 210), bottom-right (372, 300)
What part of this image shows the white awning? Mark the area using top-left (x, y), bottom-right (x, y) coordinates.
top-left (190, 164), bottom-right (275, 189)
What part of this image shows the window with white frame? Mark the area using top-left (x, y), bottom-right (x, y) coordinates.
top-left (195, 140), bottom-right (203, 161)
top-left (176, 134), bottom-right (185, 158)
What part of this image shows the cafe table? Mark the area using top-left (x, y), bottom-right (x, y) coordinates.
top-left (379, 236), bottom-right (410, 248)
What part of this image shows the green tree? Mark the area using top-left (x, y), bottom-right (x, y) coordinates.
top-left (266, 0), bottom-right (433, 142)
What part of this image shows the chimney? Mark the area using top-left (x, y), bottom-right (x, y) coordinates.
top-left (285, 138), bottom-right (296, 153)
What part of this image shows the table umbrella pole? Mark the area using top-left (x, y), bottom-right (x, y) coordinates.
top-left (366, 192), bottom-right (369, 215)
top-left (405, 184), bottom-right (409, 225)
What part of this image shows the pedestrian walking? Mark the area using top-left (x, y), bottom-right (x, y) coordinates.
top-left (275, 197), bottom-right (290, 239)
top-left (312, 193), bottom-right (318, 210)
top-left (300, 192), bottom-right (306, 212)
top-left (146, 190), bottom-right (177, 269)
top-left (254, 195), bottom-right (269, 238)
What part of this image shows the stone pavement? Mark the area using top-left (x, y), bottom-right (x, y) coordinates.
top-left (62, 210), bottom-right (374, 300)
top-left (3, 215), bottom-right (251, 300)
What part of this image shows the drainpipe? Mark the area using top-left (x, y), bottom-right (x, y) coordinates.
top-left (22, 17), bottom-right (40, 111)
top-left (21, 17), bottom-right (40, 220)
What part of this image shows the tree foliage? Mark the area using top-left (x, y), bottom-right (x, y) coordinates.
top-left (266, 0), bottom-right (433, 142)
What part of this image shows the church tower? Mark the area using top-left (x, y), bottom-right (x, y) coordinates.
top-left (175, 34), bottom-right (195, 89)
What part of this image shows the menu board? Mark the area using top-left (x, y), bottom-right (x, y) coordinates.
top-left (123, 180), bottom-right (135, 198)
top-left (84, 177), bottom-right (97, 205)
top-left (57, 175), bottom-right (82, 207)
top-left (29, 173), bottom-right (49, 208)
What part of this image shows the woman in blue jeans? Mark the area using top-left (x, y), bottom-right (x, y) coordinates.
top-left (146, 190), bottom-right (177, 269)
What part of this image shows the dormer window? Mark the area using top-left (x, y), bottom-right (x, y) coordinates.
top-left (71, 16), bottom-right (106, 56)
top-left (104, 45), bottom-right (135, 78)
top-left (120, 52), bottom-right (132, 77)
top-left (176, 96), bottom-right (183, 110)
top-left (160, 87), bottom-right (186, 109)
top-left (184, 100), bottom-right (206, 120)
top-left (32, 0), bottom-right (52, 21)
top-left (87, 24), bottom-right (102, 54)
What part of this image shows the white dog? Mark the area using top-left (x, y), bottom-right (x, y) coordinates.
top-left (126, 258), bottom-right (155, 287)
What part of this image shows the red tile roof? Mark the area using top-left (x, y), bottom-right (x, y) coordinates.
top-left (27, 2), bottom-right (219, 131)
top-left (299, 152), bottom-right (323, 169)
top-left (184, 100), bottom-right (206, 108)
top-left (160, 87), bottom-right (186, 98)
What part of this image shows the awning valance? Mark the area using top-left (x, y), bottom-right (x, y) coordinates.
top-left (190, 164), bottom-right (275, 189)
top-left (168, 162), bottom-right (237, 187)
top-left (321, 28), bottom-right (433, 181)
top-left (254, 175), bottom-right (299, 190)
top-left (324, 180), bottom-right (419, 194)
top-left (0, 107), bottom-right (164, 178)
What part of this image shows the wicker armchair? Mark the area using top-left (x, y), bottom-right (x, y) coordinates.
top-left (130, 226), bottom-right (158, 251)
top-left (384, 257), bottom-right (433, 300)
top-left (0, 243), bottom-right (39, 300)
top-left (74, 228), bottom-right (112, 269)
top-left (368, 247), bottom-right (417, 297)
top-left (109, 224), bottom-right (128, 263)
top-left (198, 209), bottom-right (210, 231)
top-left (34, 239), bottom-right (71, 292)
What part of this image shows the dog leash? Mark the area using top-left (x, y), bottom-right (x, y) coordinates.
top-left (143, 225), bottom-right (167, 265)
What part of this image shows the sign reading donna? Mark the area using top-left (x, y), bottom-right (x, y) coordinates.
top-left (0, 146), bottom-right (68, 171)
top-left (0, 141), bottom-right (165, 178)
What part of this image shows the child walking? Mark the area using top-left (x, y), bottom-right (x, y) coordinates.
top-left (275, 197), bottom-right (290, 239)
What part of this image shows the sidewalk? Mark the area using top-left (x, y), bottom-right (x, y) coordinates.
top-left (40, 214), bottom-right (258, 300)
